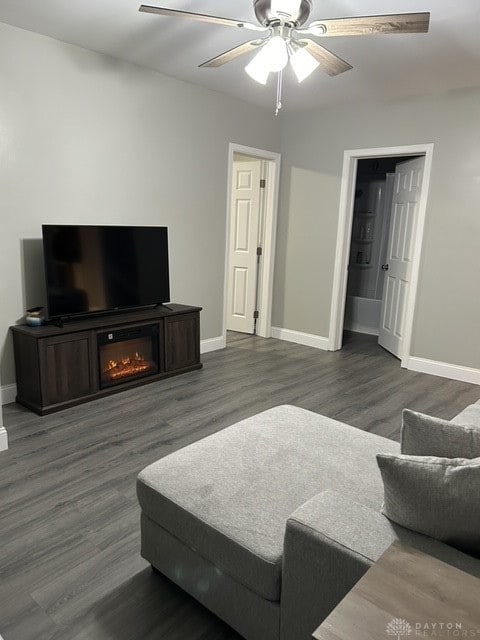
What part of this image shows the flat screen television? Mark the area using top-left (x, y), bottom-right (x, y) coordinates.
top-left (42, 225), bottom-right (170, 319)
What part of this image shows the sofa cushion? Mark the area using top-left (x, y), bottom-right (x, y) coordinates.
top-left (401, 409), bottom-right (480, 458)
top-left (377, 453), bottom-right (480, 557)
top-left (137, 405), bottom-right (398, 601)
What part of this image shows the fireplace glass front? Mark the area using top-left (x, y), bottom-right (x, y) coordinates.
top-left (97, 324), bottom-right (159, 389)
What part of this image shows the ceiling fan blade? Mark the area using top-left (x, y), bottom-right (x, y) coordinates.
top-left (300, 40), bottom-right (352, 76)
top-left (301, 13), bottom-right (430, 37)
top-left (139, 5), bottom-right (266, 32)
top-left (199, 40), bottom-right (266, 68)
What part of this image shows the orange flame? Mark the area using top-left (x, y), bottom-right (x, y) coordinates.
top-left (104, 352), bottom-right (152, 381)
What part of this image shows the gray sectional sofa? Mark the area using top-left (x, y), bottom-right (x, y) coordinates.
top-left (137, 401), bottom-right (480, 640)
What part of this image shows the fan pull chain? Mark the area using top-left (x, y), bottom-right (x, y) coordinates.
top-left (275, 70), bottom-right (283, 116)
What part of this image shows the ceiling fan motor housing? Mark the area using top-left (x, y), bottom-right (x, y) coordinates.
top-left (254, 0), bottom-right (312, 26)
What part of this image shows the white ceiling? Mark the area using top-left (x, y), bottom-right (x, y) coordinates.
top-left (1, 0), bottom-right (480, 112)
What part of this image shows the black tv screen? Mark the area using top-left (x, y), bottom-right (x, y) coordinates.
top-left (42, 225), bottom-right (170, 319)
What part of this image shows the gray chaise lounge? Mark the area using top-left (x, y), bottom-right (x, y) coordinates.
top-left (137, 402), bottom-right (480, 640)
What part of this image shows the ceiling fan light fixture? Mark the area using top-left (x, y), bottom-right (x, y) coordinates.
top-left (290, 44), bottom-right (319, 82)
top-left (245, 35), bottom-right (288, 82)
top-left (245, 56), bottom-right (271, 84)
top-left (260, 35), bottom-right (289, 71)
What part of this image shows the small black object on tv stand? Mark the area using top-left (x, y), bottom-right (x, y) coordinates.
top-left (11, 304), bottom-right (202, 416)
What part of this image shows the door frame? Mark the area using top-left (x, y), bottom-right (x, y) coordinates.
top-left (222, 143), bottom-right (281, 342)
top-left (328, 143), bottom-right (434, 367)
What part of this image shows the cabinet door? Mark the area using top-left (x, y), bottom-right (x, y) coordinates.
top-left (39, 331), bottom-right (95, 406)
top-left (164, 313), bottom-right (200, 372)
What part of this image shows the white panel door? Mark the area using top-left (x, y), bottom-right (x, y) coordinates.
top-left (378, 156), bottom-right (424, 358)
top-left (227, 160), bottom-right (262, 333)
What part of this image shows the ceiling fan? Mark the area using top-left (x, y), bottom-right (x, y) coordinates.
top-left (139, 0), bottom-right (430, 113)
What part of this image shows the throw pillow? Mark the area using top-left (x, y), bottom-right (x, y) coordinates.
top-left (401, 409), bottom-right (480, 458)
top-left (377, 453), bottom-right (480, 558)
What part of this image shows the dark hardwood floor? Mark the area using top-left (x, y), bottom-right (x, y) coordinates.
top-left (0, 331), bottom-right (478, 640)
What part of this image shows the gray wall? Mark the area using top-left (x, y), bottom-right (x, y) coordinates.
top-left (2, 21), bottom-right (479, 390)
top-left (273, 88), bottom-right (480, 369)
top-left (0, 22), bottom-right (280, 386)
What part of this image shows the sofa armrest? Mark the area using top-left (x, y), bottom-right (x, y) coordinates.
top-left (280, 490), bottom-right (480, 640)
top-left (280, 490), bottom-right (389, 640)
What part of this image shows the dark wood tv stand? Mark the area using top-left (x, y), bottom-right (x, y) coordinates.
top-left (11, 304), bottom-right (202, 415)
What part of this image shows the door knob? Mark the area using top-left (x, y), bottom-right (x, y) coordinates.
top-left (381, 264), bottom-right (389, 271)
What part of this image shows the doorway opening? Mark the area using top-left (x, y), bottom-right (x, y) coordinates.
top-left (223, 144), bottom-right (281, 341)
top-left (329, 144), bottom-right (434, 366)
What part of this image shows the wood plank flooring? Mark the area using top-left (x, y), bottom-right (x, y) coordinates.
top-left (0, 331), bottom-right (478, 640)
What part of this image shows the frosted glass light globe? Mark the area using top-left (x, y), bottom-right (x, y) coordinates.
top-left (245, 56), bottom-right (270, 84)
top-left (259, 36), bottom-right (289, 72)
top-left (290, 46), bottom-right (320, 82)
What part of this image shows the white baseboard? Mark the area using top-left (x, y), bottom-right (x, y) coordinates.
top-left (200, 335), bottom-right (226, 354)
top-left (407, 357), bottom-right (480, 386)
top-left (271, 327), bottom-right (329, 350)
top-left (0, 426), bottom-right (8, 451)
top-left (1, 383), bottom-right (16, 406)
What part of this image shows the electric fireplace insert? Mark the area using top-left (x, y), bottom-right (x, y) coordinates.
top-left (97, 324), bottom-right (160, 389)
